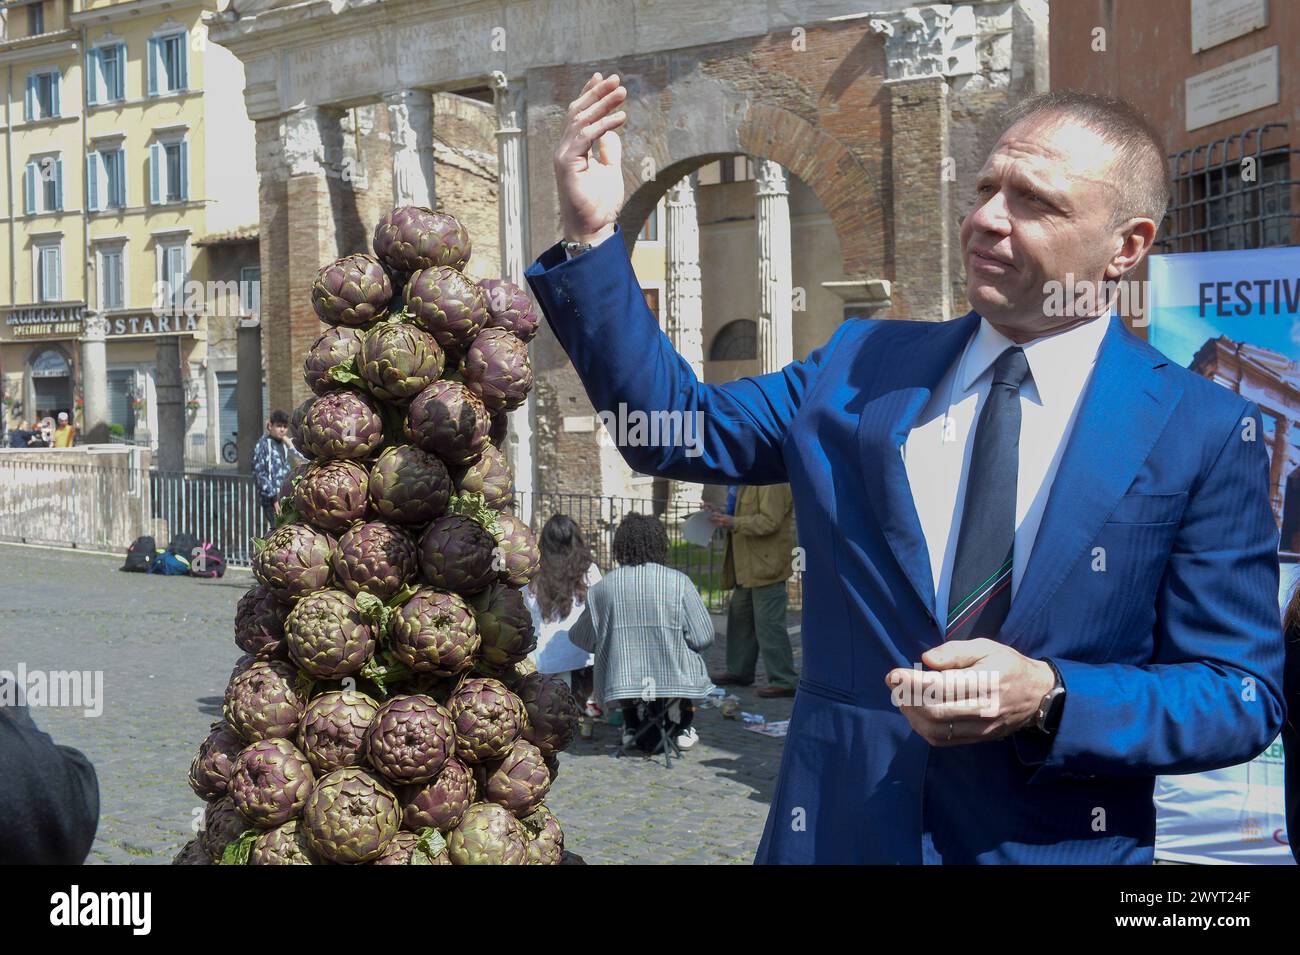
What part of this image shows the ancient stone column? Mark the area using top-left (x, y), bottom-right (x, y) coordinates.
top-left (492, 71), bottom-right (534, 522)
top-left (237, 318), bottom-right (263, 473)
top-left (384, 89), bottom-right (435, 209)
top-left (664, 175), bottom-right (704, 512)
top-left (154, 336), bottom-right (185, 472)
top-left (80, 311), bottom-right (110, 444)
top-left (755, 159), bottom-right (794, 373)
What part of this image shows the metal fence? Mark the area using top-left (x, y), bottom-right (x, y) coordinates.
top-left (0, 458), bottom-right (800, 612)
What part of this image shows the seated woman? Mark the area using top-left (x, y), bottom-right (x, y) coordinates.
top-left (522, 514), bottom-right (602, 704)
top-left (568, 513), bottom-right (714, 751)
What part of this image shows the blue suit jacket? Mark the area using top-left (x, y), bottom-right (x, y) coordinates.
top-left (526, 229), bottom-right (1286, 864)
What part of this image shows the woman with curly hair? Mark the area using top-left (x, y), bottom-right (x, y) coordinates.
top-left (522, 515), bottom-right (602, 703)
top-left (569, 512), bottom-right (715, 752)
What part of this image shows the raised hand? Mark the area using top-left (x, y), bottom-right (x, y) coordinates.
top-left (553, 72), bottom-right (628, 245)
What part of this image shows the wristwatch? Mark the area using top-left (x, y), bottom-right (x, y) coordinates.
top-left (562, 239), bottom-right (595, 258)
top-left (1033, 659), bottom-right (1066, 735)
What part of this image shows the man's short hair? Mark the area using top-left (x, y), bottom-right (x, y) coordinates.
top-left (997, 90), bottom-right (1169, 228)
top-left (269, 410), bottom-right (290, 426)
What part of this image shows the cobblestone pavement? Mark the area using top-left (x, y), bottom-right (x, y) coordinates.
top-left (0, 543), bottom-right (802, 865)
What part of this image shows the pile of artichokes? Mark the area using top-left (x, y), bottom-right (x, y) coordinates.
top-left (175, 206), bottom-right (581, 866)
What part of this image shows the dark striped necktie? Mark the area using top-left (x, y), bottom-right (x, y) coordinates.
top-left (946, 345), bottom-right (1030, 641)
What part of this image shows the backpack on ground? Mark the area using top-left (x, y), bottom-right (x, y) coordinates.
top-left (189, 542), bottom-right (226, 579)
top-left (151, 550), bottom-right (191, 576)
top-left (122, 536), bottom-right (157, 573)
top-left (166, 532), bottom-right (201, 558)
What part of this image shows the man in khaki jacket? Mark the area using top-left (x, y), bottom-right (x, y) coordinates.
top-left (708, 484), bottom-right (798, 697)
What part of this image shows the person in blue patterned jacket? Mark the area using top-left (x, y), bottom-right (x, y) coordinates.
top-left (251, 410), bottom-right (300, 526)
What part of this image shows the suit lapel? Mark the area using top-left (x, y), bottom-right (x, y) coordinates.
top-left (858, 311), bottom-right (981, 621)
top-left (1000, 316), bottom-right (1184, 643)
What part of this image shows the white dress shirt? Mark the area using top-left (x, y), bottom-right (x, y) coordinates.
top-left (902, 313), bottom-right (1111, 621)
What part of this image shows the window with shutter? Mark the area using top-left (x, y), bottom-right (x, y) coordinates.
top-left (87, 153), bottom-right (101, 212)
top-left (149, 143), bottom-right (161, 204)
top-left (87, 49), bottom-right (101, 107)
top-left (24, 163), bottom-right (37, 215)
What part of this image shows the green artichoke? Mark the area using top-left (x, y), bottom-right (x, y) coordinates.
top-left (388, 587), bottom-right (480, 676)
top-left (365, 694), bottom-right (456, 785)
top-left (518, 673), bottom-right (581, 756)
top-left (292, 459), bottom-right (370, 533)
top-left (358, 320), bottom-right (445, 402)
top-left (188, 721), bottom-right (246, 800)
top-left (285, 589), bottom-right (377, 680)
top-left (299, 389), bottom-right (385, 460)
top-left (400, 755), bottom-right (475, 832)
top-left (448, 678), bottom-right (525, 763)
top-left (405, 265), bottom-right (487, 355)
top-left (224, 659), bottom-right (307, 742)
top-left (477, 278), bottom-right (540, 343)
top-left (311, 252), bottom-right (394, 326)
top-left (469, 583), bottom-right (537, 668)
top-left (228, 738), bottom-right (316, 828)
top-left (373, 829), bottom-right (452, 865)
top-left (252, 522), bottom-right (335, 600)
top-left (461, 327), bottom-right (533, 414)
top-left (332, 521), bottom-right (418, 601)
top-left (373, 206), bottom-right (472, 274)
top-left (446, 802), bottom-right (528, 865)
top-left (521, 805), bottom-right (564, 865)
top-left (368, 445), bottom-right (452, 525)
top-left (297, 689), bottom-right (380, 775)
top-left (304, 325), bottom-right (365, 395)
top-left (249, 819), bottom-right (319, 865)
top-left (201, 796), bottom-right (251, 862)
top-left (493, 512), bottom-right (540, 587)
top-left (451, 443), bottom-right (513, 511)
top-left (484, 739), bottom-right (551, 816)
top-left (302, 767), bottom-right (401, 864)
top-left (418, 514), bottom-right (498, 595)
top-left (234, 585), bottom-right (291, 658)
top-left (405, 379), bottom-right (490, 467)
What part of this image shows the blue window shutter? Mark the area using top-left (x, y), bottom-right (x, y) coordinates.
top-left (116, 148), bottom-right (127, 206)
top-left (54, 158), bottom-right (63, 211)
top-left (51, 72), bottom-right (60, 118)
top-left (115, 44), bottom-right (127, 100)
top-left (147, 38), bottom-right (158, 96)
top-left (24, 163), bottom-right (36, 215)
top-left (149, 143), bottom-right (161, 204)
top-left (86, 51), bottom-right (99, 107)
top-left (24, 74), bottom-right (34, 121)
top-left (179, 141), bottom-right (189, 200)
top-left (178, 38), bottom-right (189, 90)
top-left (87, 153), bottom-right (100, 212)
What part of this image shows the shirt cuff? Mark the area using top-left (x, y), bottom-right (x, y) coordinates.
top-left (564, 229), bottom-right (618, 259)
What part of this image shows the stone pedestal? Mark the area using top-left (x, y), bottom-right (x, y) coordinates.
top-left (384, 88), bottom-right (435, 209)
top-left (237, 319), bottom-right (264, 473)
top-left (756, 159), bottom-right (794, 373)
top-left (154, 336), bottom-right (186, 473)
top-left (80, 312), bottom-right (110, 443)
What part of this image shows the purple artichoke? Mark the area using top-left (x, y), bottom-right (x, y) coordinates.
top-left (303, 326), bottom-right (365, 395)
top-left (297, 689), bottom-right (380, 774)
top-left (252, 523), bottom-right (335, 600)
top-left (388, 587), bottom-right (481, 676)
top-left (289, 397), bottom-right (316, 459)
top-left (230, 653), bottom-right (258, 683)
top-left (493, 512), bottom-right (539, 586)
top-left (312, 252), bottom-right (394, 327)
top-left (448, 678), bottom-right (525, 763)
top-left (249, 819), bottom-right (319, 865)
top-left (224, 659), bottom-right (307, 743)
top-left (418, 514), bottom-right (498, 595)
top-left (365, 694), bottom-right (457, 785)
top-left (404, 266), bottom-right (487, 355)
top-left (451, 444), bottom-right (513, 511)
top-left (201, 797), bottom-right (250, 862)
top-left (369, 445), bottom-right (452, 525)
top-left (518, 673), bottom-right (581, 756)
top-left (484, 739), bottom-right (551, 816)
top-left (404, 379), bottom-right (490, 467)
top-left (278, 460), bottom-right (311, 501)
top-left (299, 389), bottom-right (385, 460)
top-left (461, 327), bottom-right (533, 414)
top-left (373, 206), bottom-right (472, 274)
top-left (357, 320), bottom-right (445, 402)
top-left (469, 583), bottom-right (537, 668)
top-left (302, 767), bottom-right (401, 864)
top-left (292, 459), bottom-right (370, 533)
top-left (477, 278), bottom-right (540, 344)
top-left (234, 585), bottom-right (291, 658)
top-left (400, 756), bottom-right (475, 832)
top-left (332, 521), bottom-right (418, 601)
top-left (446, 802), bottom-right (528, 865)
top-left (285, 589), bottom-right (377, 680)
top-left (228, 738), bottom-right (316, 828)
top-left (188, 721), bottom-right (246, 800)
top-left (521, 806), bottom-right (564, 865)
top-left (374, 829), bottom-right (452, 865)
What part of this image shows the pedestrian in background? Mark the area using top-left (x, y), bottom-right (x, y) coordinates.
top-left (707, 484), bottom-right (799, 698)
top-left (569, 513), bottom-right (714, 751)
top-left (522, 514), bottom-right (602, 705)
top-left (7, 420), bottom-right (34, 448)
top-left (252, 410), bottom-right (298, 526)
top-left (52, 412), bottom-right (76, 448)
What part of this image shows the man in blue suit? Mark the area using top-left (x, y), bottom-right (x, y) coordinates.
top-left (525, 75), bottom-right (1286, 864)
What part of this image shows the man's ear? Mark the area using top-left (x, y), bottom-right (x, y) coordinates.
top-left (1104, 217), bottom-right (1157, 279)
